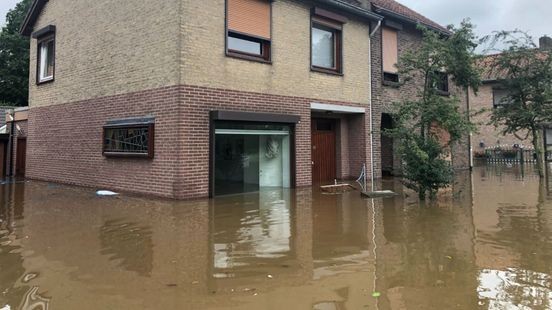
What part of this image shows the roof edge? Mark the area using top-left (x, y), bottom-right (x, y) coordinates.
top-left (314, 0), bottom-right (383, 21)
top-left (20, 0), bottom-right (47, 36)
top-left (373, 5), bottom-right (451, 35)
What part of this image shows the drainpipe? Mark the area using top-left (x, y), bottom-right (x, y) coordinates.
top-left (467, 87), bottom-right (473, 170)
top-left (368, 20), bottom-right (382, 192)
top-left (7, 110), bottom-right (15, 177)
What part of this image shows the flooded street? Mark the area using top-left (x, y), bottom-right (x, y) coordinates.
top-left (1, 166), bottom-right (552, 309)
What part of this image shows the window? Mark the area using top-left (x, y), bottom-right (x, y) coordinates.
top-left (311, 10), bottom-right (344, 74)
top-left (434, 71), bottom-right (449, 94)
top-left (103, 117), bottom-right (155, 158)
top-left (493, 88), bottom-right (511, 108)
top-left (32, 25), bottom-right (56, 84)
top-left (382, 27), bottom-right (399, 83)
top-left (226, 0), bottom-right (271, 62)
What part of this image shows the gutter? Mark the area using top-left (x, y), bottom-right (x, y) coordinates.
top-left (20, 0), bottom-right (47, 36)
top-left (314, 0), bottom-right (384, 22)
top-left (373, 6), bottom-right (450, 36)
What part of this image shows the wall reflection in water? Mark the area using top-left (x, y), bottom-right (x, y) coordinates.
top-left (211, 190), bottom-right (294, 278)
top-left (0, 165), bottom-right (551, 309)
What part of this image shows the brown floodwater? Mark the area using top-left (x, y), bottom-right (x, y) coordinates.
top-left (1, 165), bottom-right (552, 309)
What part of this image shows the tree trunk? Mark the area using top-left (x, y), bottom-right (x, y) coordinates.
top-left (531, 128), bottom-right (546, 178)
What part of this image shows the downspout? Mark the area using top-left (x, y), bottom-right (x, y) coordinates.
top-left (368, 20), bottom-right (382, 191)
top-left (7, 111), bottom-right (15, 177)
top-left (467, 88), bottom-right (473, 170)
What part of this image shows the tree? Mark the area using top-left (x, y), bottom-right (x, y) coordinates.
top-left (0, 0), bottom-right (32, 106)
top-left (485, 31), bottom-right (552, 178)
top-left (388, 21), bottom-right (482, 200)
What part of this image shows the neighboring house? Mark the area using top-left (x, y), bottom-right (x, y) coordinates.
top-left (18, 0), bottom-right (463, 198)
top-left (470, 36), bottom-right (552, 159)
top-left (368, 0), bottom-right (470, 176)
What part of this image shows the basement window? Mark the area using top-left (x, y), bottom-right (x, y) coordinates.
top-left (103, 117), bottom-right (155, 158)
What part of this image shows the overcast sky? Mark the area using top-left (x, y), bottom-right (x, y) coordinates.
top-left (396, 0), bottom-right (550, 49)
top-left (1, 0), bottom-right (550, 42)
top-left (0, 0), bottom-right (19, 27)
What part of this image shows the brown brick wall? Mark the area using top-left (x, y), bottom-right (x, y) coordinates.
top-left (370, 23), bottom-right (470, 174)
top-left (27, 85), bottom-right (372, 199)
top-left (27, 86), bottom-right (182, 198)
top-left (469, 85), bottom-right (526, 155)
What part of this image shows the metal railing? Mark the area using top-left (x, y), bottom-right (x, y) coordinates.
top-left (484, 147), bottom-right (537, 163)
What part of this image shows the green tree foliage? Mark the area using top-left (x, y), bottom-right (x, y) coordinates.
top-left (388, 21), bottom-right (481, 200)
top-left (485, 31), bottom-right (552, 178)
top-left (0, 0), bottom-right (32, 106)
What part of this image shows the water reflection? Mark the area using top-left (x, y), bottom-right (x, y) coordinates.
top-left (0, 166), bottom-right (550, 309)
top-left (99, 219), bottom-right (153, 277)
top-left (211, 190), bottom-right (294, 278)
top-left (478, 268), bottom-right (552, 309)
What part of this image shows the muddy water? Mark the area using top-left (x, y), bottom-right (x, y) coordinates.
top-left (0, 166), bottom-right (551, 309)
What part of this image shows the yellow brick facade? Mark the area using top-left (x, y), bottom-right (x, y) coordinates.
top-left (29, 0), bottom-right (181, 108)
top-left (28, 0), bottom-right (372, 108)
top-left (180, 0), bottom-right (371, 105)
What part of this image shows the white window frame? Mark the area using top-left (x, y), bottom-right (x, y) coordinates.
top-left (38, 37), bottom-right (54, 83)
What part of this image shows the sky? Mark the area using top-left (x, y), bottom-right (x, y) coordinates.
top-left (0, 0), bottom-right (19, 27)
top-left (396, 0), bottom-right (550, 50)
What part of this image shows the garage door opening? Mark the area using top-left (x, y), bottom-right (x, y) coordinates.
top-left (213, 122), bottom-right (292, 196)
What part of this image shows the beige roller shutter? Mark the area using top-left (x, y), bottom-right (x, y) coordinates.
top-left (382, 27), bottom-right (398, 73)
top-left (227, 0), bottom-right (271, 40)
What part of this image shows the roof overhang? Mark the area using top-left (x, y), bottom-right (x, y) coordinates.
top-left (20, 0), bottom-right (48, 36)
top-left (312, 0), bottom-right (383, 22)
top-left (372, 5), bottom-right (451, 36)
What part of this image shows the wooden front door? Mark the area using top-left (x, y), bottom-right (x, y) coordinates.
top-left (312, 119), bottom-right (336, 183)
top-left (16, 138), bottom-right (26, 177)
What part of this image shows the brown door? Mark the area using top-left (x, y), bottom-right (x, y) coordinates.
top-left (16, 138), bottom-right (26, 177)
top-left (312, 119), bottom-right (336, 183)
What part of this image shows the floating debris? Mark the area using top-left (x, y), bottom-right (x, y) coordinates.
top-left (361, 190), bottom-right (398, 198)
top-left (267, 274), bottom-right (273, 279)
top-left (22, 273), bottom-right (38, 283)
top-left (372, 292), bottom-right (381, 298)
top-left (96, 190), bottom-right (118, 196)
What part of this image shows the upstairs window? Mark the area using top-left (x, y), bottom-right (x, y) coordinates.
top-left (434, 71), bottom-right (449, 94)
top-left (226, 0), bottom-right (271, 62)
top-left (32, 25), bottom-right (56, 84)
top-left (382, 27), bottom-right (399, 83)
top-left (311, 8), bottom-right (345, 75)
top-left (493, 88), bottom-right (512, 108)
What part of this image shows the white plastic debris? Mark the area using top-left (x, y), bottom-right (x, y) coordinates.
top-left (96, 190), bottom-right (119, 196)
top-left (1, 305), bottom-right (11, 310)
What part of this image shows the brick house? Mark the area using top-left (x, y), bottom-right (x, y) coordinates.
top-left (470, 36), bottom-right (552, 159)
top-left (19, 0), bottom-right (462, 198)
top-left (368, 0), bottom-right (470, 175)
